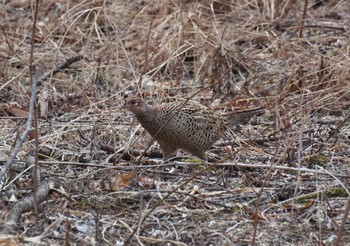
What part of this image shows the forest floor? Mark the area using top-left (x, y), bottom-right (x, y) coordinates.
top-left (0, 1), bottom-right (349, 245)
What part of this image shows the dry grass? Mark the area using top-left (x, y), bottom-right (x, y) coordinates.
top-left (0, 0), bottom-right (350, 245)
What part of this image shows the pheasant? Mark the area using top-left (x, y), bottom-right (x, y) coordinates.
top-left (125, 96), bottom-right (264, 160)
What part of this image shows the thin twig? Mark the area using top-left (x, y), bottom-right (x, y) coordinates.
top-left (299, 0), bottom-right (308, 38)
top-left (29, 0), bottom-right (40, 214)
top-left (334, 198), bottom-right (350, 246)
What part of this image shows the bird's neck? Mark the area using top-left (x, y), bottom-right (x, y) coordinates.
top-left (135, 104), bottom-right (155, 123)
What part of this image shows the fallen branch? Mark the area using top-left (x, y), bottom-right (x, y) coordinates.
top-left (39, 55), bottom-right (85, 85)
top-left (0, 67), bottom-right (39, 189)
top-left (0, 151), bottom-right (50, 234)
top-left (36, 160), bottom-right (350, 178)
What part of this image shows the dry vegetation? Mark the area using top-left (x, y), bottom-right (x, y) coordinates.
top-left (1, 0), bottom-right (350, 245)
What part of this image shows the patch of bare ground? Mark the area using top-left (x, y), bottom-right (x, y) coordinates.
top-left (0, 0), bottom-right (349, 245)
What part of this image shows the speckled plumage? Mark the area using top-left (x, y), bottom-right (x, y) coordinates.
top-left (125, 96), bottom-right (260, 160)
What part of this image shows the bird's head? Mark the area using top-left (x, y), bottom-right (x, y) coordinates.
top-left (125, 96), bottom-right (148, 115)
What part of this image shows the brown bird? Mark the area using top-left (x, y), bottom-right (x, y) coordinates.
top-left (125, 96), bottom-right (264, 160)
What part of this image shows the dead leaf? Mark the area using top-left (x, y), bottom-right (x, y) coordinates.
top-left (38, 84), bottom-right (49, 118)
top-left (1, 102), bottom-right (28, 118)
top-left (111, 172), bottom-right (133, 191)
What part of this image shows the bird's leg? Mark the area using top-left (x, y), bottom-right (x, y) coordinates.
top-left (160, 145), bottom-right (178, 162)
